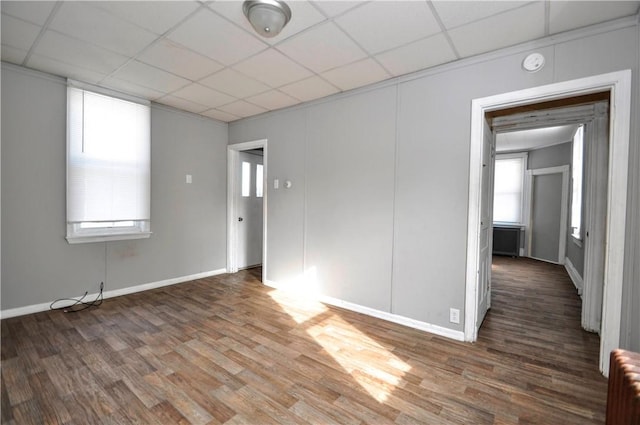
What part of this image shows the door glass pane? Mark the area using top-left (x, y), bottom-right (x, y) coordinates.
top-left (256, 164), bottom-right (263, 198)
top-left (242, 161), bottom-right (250, 197)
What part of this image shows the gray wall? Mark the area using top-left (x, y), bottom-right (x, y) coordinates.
top-left (233, 108), bottom-right (307, 288)
top-left (526, 141), bottom-right (585, 273)
top-left (1, 19), bottom-right (637, 352)
top-left (229, 23), bottom-right (639, 342)
top-left (306, 88), bottom-right (396, 311)
top-left (530, 173), bottom-right (564, 262)
top-left (1, 64), bottom-right (228, 310)
top-left (528, 142), bottom-right (572, 170)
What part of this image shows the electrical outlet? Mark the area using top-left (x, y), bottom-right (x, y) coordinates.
top-left (449, 308), bottom-right (460, 324)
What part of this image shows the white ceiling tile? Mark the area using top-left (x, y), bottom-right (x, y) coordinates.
top-left (208, 0), bottom-right (326, 44)
top-left (27, 54), bottom-right (109, 84)
top-left (201, 108), bottom-right (240, 123)
top-left (279, 76), bottom-right (340, 102)
top-left (1, 44), bottom-right (28, 64)
top-left (335, 1), bottom-right (441, 54)
top-left (448, 2), bottom-right (546, 58)
top-left (217, 100), bottom-right (267, 118)
top-left (137, 39), bottom-right (223, 81)
top-left (321, 58), bottom-right (390, 91)
top-left (32, 31), bottom-right (129, 75)
top-left (167, 8), bottom-right (267, 65)
top-left (170, 83), bottom-right (237, 108)
top-left (49, 2), bottom-right (157, 57)
top-left (1, 14), bottom-right (41, 51)
top-left (1, 1), bottom-right (55, 25)
top-left (3, 0), bottom-right (635, 124)
top-left (375, 33), bottom-right (457, 77)
top-left (277, 22), bottom-right (366, 73)
top-left (246, 90), bottom-right (300, 110)
top-left (549, 1), bottom-right (640, 34)
top-left (233, 48), bottom-right (313, 87)
top-left (112, 60), bottom-right (191, 93)
top-left (100, 76), bottom-right (165, 100)
top-left (432, 1), bottom-right (532, 30)
top-left (311, 1), bottom-right (364, 18)
top-left (199, 68), bottom-right (270, 98)
top-left (156, 95), bottom-right (209, 114)
top-left (90, 1), bottom-right (200, 35)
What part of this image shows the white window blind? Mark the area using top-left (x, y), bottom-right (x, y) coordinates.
top-left (66, 83), bottom-right (151, 243)
top-left (493, 155), bottom-right (525, 224)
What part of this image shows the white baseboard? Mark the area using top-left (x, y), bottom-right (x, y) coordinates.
top-left (564, 257), bottom-right (583, 295)
top-left (264, 279), bottom-right (465, 342)
top-left (0, 268), bottom-right (227, 320)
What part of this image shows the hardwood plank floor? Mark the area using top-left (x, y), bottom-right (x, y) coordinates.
top-left (1, 259), bottom-right (606, 424)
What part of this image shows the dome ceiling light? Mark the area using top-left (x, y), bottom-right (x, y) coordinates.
top-left (242, 0), bottom-right (292, 38)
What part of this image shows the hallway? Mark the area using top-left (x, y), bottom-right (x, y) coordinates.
top-left (478, 256), bottom-right (606, 421)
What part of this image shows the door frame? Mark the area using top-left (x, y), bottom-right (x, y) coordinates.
top-left (526, 165), bottom-right (570, 265)
top-left (464, 70), bottom-right (631, 376)
top-left (227, 139), bottom-right (268, 281)
top-left (581, 104), bottom-right (610, 334)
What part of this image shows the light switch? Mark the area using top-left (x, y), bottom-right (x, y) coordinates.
top-left (186, 174), bottom-right (192, 184)
top-left (274, 179), bottom-right (279, 189)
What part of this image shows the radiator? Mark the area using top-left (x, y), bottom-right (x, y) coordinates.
top-left (606, 349), bottom-right (640, 425)
top-left (492, 226), bottom-right (521, 257)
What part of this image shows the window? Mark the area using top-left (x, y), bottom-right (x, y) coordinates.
top-left (66, 82), bottom-right (151, 243)
top-left (571, 125), bottom-right (584, 240)
top-left (256, 164), bottom-right (263, 198)
top-left (493, 153), bottom-right (527, 224)
top-left (241, 162), bottom-right (251, 197)
top-left (241, 161), bottom-right (263, 198)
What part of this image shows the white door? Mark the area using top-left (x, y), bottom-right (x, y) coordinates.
top-left (477, 119), bottom-right (495, 331)
top-left (237, 151), bottom-right (264, 269)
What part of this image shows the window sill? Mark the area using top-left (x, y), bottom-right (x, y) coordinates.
top-left (492, 222), bottom-right (525, 228)
top-left (66, 231), bottom-right (152, 244)
top-left (571, 235), bottom-right (583, 248)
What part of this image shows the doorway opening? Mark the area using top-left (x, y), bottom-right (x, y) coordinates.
top-left (227, 139), bottom-right (268, 282)
top-left (465, 70), bottom-right (632, 376)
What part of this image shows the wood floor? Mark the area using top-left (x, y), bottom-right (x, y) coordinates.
top-left (1, 258), bottom-right (607, 424)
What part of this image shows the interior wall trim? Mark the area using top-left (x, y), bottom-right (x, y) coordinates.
top-left (466, 69), bottom-right (632, 377)
top-left (226, 139), bottom-right (268, 282)
top-left (0, 268), bottom-right (228, 320)
top-left (565, 257), bottom-right (584, 296)
top-left (264, 279), bottom-right (465, 342)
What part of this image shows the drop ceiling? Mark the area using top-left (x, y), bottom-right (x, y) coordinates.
top-left (495, 124), bottom-right (579, 153)
top-left (2, 1), bottom-right (639, 122)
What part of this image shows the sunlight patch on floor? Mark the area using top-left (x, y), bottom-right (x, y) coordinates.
top-left (269, 288), bottom-right (411, 403)
top-left (308, 316), bottom-right (411, 402)
top-left (268, 290), bottom-right (328, 324)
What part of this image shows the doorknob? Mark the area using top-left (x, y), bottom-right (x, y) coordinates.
top-left (238, 217), bottom-right (244, 222)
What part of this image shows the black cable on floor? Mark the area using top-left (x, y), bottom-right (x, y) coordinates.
top-left (50, 282), bottom-right (104, 313)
